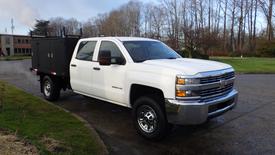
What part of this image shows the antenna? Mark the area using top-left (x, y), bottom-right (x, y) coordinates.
top-left (11, 18), bottom-right (15, 34)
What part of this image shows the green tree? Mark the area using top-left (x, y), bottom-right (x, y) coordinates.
top-left (30, 20), bottom-right (50, 36)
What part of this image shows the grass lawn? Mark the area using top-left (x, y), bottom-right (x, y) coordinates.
top-left (211, 57), bottom-right (275, 74)
top-left (0, 81), bottom-right (106, 154)
top-left (0, 56), bottom-right (31, 61)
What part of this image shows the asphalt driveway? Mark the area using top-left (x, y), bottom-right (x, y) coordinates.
top-left (1, 60), bottom-right (275, 154)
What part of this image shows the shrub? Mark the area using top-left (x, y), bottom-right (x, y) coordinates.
top-left (228, 52), bottom-right (241, 57)
top-left (256, 40), bottom-right (275, 57)
top-left (177, 49), bottom-right (209, 60)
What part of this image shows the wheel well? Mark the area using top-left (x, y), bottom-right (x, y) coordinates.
top-left (39, 74), bottom-right (65, 92)
top-left (130, 84), bottom-right (165, 108)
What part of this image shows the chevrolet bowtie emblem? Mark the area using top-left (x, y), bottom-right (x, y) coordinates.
top-left (220, 79), bottom-right (226, 89)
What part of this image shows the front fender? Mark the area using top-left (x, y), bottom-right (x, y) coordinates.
top-left (126, 70), bottom-right (176, 105)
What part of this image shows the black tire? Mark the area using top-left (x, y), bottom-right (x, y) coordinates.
top-left (42, 76), bottom-right (60, 101)
top-left (132, 96), bottom-right (168, 140)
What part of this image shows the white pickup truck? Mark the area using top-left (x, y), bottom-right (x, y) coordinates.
top-left (31, 37), bottom-right (238, 140)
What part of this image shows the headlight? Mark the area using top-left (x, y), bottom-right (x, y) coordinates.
top-left (176, 78), bottom-right (185, 85)
top-left (176, 76), bottom-right (200, 98)
top-left (176, 90), bottom-right (187, 97)
top-left (176, 77), bottom-right (200, 85)
top-left (176, 90), bottom-right (198, 97)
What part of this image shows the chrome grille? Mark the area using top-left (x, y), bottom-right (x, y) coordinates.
top-left (200, 83), bottom-right (234, 101)
top-left (176, 70), bottom-right (236, 102)
top-left (200, 72), bottom-right (235, 84)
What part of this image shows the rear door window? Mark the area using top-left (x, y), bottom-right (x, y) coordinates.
top-left (76, 41), bottom-right (97, 61)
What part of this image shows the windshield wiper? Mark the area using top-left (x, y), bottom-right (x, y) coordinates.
top-left (135, 58), bottom-right (154, 63)
top-left (136, 58), bottom-right (177, 62)
top-left (136, 60), bottom-right (145, 63)
top-left (135, 59), bottom-right (147, 63)
top-left (166, 57), bottom-right (177, 59)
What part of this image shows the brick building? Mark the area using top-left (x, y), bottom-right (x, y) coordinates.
top-left (0, 34), bottom-right (31, 56)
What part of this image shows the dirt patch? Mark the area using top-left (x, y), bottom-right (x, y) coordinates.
top-left (0, 131), bottom-right (38, 155)
top-left (41, 136), bottom-right (69, 153)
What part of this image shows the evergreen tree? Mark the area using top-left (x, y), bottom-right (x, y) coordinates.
top-left (30, 20), bottom-right (50, 36)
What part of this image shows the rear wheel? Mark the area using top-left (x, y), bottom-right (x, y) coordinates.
top-left (133, 96), bottom-right (168, 140)
top-left (42, 76), bottom-right (60, 101)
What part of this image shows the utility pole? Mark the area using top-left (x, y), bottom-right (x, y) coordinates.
top-left (11, 18), bottom-right (15, 34)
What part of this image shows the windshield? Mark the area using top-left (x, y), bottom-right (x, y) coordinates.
top-left (123, 41), bottom-right (181, 62)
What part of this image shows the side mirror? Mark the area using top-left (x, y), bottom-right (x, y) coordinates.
top-left (99, 50), bottom-right (111, 66)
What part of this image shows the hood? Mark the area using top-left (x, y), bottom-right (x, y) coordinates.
top-left (143, 58), bottom-right (232, 75)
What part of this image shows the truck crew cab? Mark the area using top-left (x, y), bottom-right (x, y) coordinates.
top-left (31, 36), bottom-right (238, 140)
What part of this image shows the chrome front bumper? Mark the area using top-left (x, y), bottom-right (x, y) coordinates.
top-left (165, 89), bottom-right (238, 125)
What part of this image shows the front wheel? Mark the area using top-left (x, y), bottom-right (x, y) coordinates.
top-left (42, 76), bottom-right (60, 101)
top-left (132, 96), bottom-right (168, 140)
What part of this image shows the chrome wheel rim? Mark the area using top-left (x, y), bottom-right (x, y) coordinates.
top-left (44, 81), bottom-right (51, 97)
top-left (137, 105), bottom-right (158, 133)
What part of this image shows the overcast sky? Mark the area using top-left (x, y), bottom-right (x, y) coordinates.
top-left (0, 0), bottom-right (265, 36)
top-left (0, 0), bottom-right (147, 35)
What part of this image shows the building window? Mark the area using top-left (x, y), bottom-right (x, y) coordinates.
top-left (22, 48), bottom-right (25, 54)
top-left (18, 39), bottom-right (21, 44)
top-left (14, 48), bottom-right (18, 54)
top-left (5, 38), bottom-right (10, 45)
top-left (18, 48), bottom-right (21, 53)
